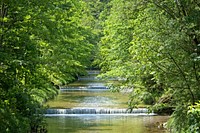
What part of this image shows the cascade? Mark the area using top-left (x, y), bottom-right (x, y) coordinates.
top-left (60, 86), bottom-right (108, 91)
top-left (45, 70), bottom-right (169, 133)
top-left (46, 108), bottom-right (151, 115)
top-left (46, 70), bottom-right (154, 116)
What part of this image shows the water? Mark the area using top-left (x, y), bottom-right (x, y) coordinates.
top-left (46, 108), bottom-right (151, 114)
top-left (46, 115), bottom-right (169, 133)
top-left (45, 80), bottom-right (129, 109)
top-left (45, 70), bottom-right (169, 133)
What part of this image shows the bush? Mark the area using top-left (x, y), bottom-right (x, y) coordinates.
top-left (141, 92), bottom-right (155, 105)
top-left (187, 102), bottom-right (200, 133)
top-left (168, 102), bottom-right (200, 133)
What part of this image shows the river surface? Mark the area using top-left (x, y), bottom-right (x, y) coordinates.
top-left (45, 70), bottom-right (169, 133)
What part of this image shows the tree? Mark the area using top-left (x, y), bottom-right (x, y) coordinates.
top-left (96, 0), bottom-right (200, 132)
top-left (0, 0), bottom-right (95, 132)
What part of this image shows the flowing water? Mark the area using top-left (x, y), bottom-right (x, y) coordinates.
top-left (45, 70), bottom-right (169, 133)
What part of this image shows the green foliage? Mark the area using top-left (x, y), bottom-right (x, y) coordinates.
top-left (1, 0), bottom-right (199, 132)
top-left (187, 101), bottom-right (200, 133)
top-left (0, 87), bottom-right (46, 132)
top-left (168, 102), bottom-right (200, 133)
top-left (96, 0), bottom-right (200, 132)
top-left (0, 0), bottom-right (96, 132)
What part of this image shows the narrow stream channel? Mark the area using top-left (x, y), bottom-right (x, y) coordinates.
top-left (45, 70), bottom-right (169, 133)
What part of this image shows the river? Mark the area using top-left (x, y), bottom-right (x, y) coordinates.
top-left (45, 70), bottom-right (169, 133)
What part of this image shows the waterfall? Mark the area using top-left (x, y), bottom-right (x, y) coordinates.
top-left (46, 108), bottom-right (154, 115)
top-left (60, 86), bottom-right (108, 91)
top-left (46, 70), bottom-right (156, 116)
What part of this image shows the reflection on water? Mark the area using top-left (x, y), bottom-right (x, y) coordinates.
top-left (45, 87), bottom-right (130, 109)
top-left (46, 115), bottom-right (169, 133)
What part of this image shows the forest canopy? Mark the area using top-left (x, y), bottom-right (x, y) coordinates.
top-left (0, 0), bottom-right (95, 132)
top-left (96, 0), bottom-right (200, 132)
top-left (0, 0), bottom-right (200, 132)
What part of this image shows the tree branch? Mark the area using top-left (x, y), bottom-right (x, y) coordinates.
top-left (151, 0), bottom-right (177, 19)
top-left (167, 52), bottom-right (195, 105)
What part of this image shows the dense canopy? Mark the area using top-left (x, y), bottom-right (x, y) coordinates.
top-left (0, 0), bottom-right (200, 132)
